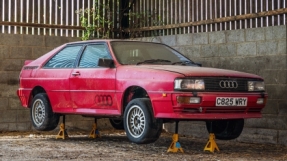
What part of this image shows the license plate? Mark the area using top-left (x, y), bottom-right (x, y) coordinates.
top-left (216, 97), bottom-right (247, 106)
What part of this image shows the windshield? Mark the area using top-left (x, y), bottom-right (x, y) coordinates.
top-left (111, 41), bottom-right (193, 65)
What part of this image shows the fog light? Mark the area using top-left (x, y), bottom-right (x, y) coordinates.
top-left (177, 96), bottom-right (201, 104)
top-left (257, 98), bottom-right (264, 104)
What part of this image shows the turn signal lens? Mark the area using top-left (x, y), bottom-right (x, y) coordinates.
top-left (177, 96), bottom-right (201, 104)
top-left (256, 98), bottom-right (264, 104)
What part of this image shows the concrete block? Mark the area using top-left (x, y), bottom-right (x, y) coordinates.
top-left (248, 56), bottom-right (272, 71)
top-left (246, 28), bottom-right (265, 41)
top-left (237, 127), bottom-right (278, 144)
top-left (0, 59), bottom-right (24, 71)
top-left (201, 44), bottom-right (218, 57)
top-left (192, 33), bottom-right (208, 45)
top-left (265, 25), bottom-right (286, 40)
top-left (0, 71), bottom-right (8, 84)
top-left (178, 45), bottom-right (201, 59)
top-left (10, 47), bottom-right (33, 59)
top-left (8, 71), bottom-right (20, 86)
top-left (278, 100), bottom-right (287, 116)
top-left (226, 29), bottom-right (245, 43)
top-left (228, 57), bottom-right (252, 72)
top-left (257, 40), bottom-right (278, 55)
top-left (32, 47), bottom-right (53, 59)
top-left (17, 109), bottom-right (31, 122)
top-left (209, 31), bottom-right (226, 44)
top-left (22, 35), bottom-right (44, 46)
top-left (218, 44), bottom-right (236, 57)
top-left (164, 121), bottom-right (208, 138)
top-left (245, 117), bottom-right (287, 130)
top-left (0, 123), bottom-right (9, 131)
top-left (0, 97), bottom-right (8, 110)
top-left (268, 55), bottom-right (287, 70)
top-left (0, 46), bottom-right (10, 59)
top-left (65, 116), bottom-right (112, 130)
top-left (265, 85), bottom-right (287, 99)
top-left (8, 123), bottom-right (18, 131)
top-left (0, 110), bottom-right (17, 123)
top-left (16, 122), bottom-right (32, 131)
top-left (140, 37), bottom-right (155, 42)
top-left (237, 42), bottom-right (257, 56)
top-left (278, 40), bottom-right (286, 55)
top-left (261, 99), bottom-right (278, 115)
top-left (0, 84), bottom-right (18, 97)
top-left (45, 36), bottom-right (74, 47)
top-left (277, 69), bottom-right (287, 84)
top-left (176, 34), bottom-right (192, 46)
top-left (9, 97), bottom-right (22, 110)
top-left (0, 34), bottom-right (22, 46)
top-left (258, 69), bottom-right (280, 84)
top-left (278, 130), bottom-right (287, 146)
top-left (151, 37), bottom-right (161, 43)
top-left (67, 37), bottom-right (81, 43)
top-left (158, 35), bottom-right (177, 46)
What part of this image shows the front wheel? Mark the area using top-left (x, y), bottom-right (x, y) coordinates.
top-left (124, 98), bottom-right (162, 144)
top-left (206, 119), bottom-right (244, 140)
top-left (30, 93), bottom-right (59, 131)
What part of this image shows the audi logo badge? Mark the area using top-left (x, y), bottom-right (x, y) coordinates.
top-left (219, 80), bottom-right (238, 88)
top-left (95, 95), bottom-right (113, 106)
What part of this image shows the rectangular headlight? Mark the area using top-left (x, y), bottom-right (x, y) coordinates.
top-left (248, 81), bottom-right (265, 91)
top-left (175, 79), bottom-right (205, 90)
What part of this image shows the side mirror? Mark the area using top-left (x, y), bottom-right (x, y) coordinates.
top-left (98, 58), bottom-right (114, 68)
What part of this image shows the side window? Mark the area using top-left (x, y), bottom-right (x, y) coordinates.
top-left (44, 46), bottom-right (82, 68)
top-left (79, 44), bottom-right (111, 68)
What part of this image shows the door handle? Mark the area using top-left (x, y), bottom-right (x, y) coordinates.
top-left (71, 71), bottom-right (80, 76)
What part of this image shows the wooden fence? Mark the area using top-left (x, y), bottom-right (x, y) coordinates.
top-left (0, 0), bottom-right (286, 38)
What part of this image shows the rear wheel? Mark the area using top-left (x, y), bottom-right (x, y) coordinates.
top-left (206, 119), bottom-right (244, 140)
top-left (30, 93), bottom-right (59, 131)
top-left (124, 98), bottom-right (162, 144)
top-left (109, 119), bottom-right (124, 130)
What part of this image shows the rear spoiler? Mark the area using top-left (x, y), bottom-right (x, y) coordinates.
top-left (24, 60), bottom-right (34, 65)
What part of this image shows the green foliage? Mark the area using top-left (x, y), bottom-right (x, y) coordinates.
top-left (75, 1), bottom-right (113, 40)
top-left (76, 1), bottom-right (163, 40)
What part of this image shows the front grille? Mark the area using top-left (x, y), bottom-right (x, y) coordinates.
top-left (202, 77), bottom-right (262, 92)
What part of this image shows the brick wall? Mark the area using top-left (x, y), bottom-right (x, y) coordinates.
top-left (0, 34), bottom-right (111, 132)
top-left (137, 25), bottom-right (287, 146)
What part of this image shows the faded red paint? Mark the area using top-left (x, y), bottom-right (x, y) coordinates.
top-left (17, 40), bottom-right (267, 120)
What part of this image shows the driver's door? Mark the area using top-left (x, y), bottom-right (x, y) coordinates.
top-left (69, 43), bottom-right (118, 115)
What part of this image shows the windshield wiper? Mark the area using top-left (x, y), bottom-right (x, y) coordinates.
top-left (137, 59), bottom-right (171, 65)
top-left (172, 61), bottom-right (196, 65)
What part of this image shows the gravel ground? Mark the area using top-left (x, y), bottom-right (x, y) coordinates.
top-left (0, 130), bottom-right (286, 161)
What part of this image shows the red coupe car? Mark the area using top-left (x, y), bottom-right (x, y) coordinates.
top-left (17, 40), bottom-right (267, 143)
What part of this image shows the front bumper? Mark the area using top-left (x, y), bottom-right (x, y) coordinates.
top-left (151, 92), bottom-right (267, 120)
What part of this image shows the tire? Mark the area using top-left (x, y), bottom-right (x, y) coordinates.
top-left (30, 93), bottom-right (60, 131)
top-left (109, 118), bottom-right (124, 130)
top-left (124, 98), bottom-right (163, 144)
top-left (206, 119), bottom-right (244, 140)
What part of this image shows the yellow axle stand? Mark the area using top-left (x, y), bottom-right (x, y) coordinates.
top-left (89, 118), bottom-right (101, 139)
top-left (56, 123), bottom-right (69, 139)
top-left (89, 123), bottom-right (101, 138)
top-left (56, 116), bottom-right (69, 139)
top-left (204, 133), bottom-right (219, 153)
top-left (167, 133), bottom-right (184, 153)
top-left (167, 121), bottom-right (184, 153)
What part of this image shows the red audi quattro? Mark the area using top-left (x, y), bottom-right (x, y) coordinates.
top-left (17, 40), bottom-right (267, 143)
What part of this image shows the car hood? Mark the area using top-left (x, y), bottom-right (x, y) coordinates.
top-left (135, 65), bottom-right (262, 79)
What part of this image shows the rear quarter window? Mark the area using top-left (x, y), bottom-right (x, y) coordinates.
top-left (44, 45), bottom-right (82, 68)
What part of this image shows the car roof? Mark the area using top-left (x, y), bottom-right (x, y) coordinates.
top-left (65, 39), bottom-right (147, 45)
